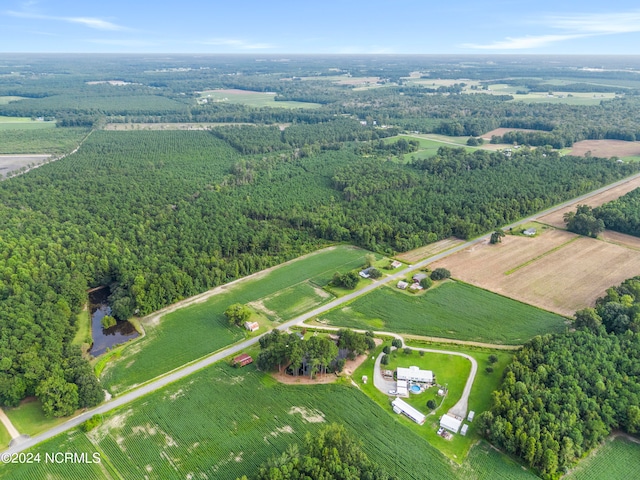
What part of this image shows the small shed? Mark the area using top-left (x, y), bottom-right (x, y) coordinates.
top-left (440, 414), bottom-right (462, 434)
top-left (467, 411), bottom-right (475, 422)
top-left (233, 353), bottom-right (253, 367)
top-left (391, 260), bottom-right (402, 269)
top-left (244, 321), bottom-right (259, 332)
top-left (461, 424), bottom-right (469, 436)
top-left (409, 283), bottom-right (423, 291)
top-left (397, 280), bottom-right (409, 290)
top-left (523, 228), bottom-right (537, 236)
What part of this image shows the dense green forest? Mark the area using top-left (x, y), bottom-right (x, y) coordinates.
top-left (593, 187), bottom-right (640, 237)
top-left (480, 279), bottom-right (640, 479)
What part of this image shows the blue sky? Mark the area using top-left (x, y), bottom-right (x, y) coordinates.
top-left (2, 0), bottom-right (640, 54)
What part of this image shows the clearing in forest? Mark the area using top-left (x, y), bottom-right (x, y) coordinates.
top-left (432, 229), bottom-right (640, 317)
top-left (198, 89), bottom-right (321, 109)
top-left (100, 246), bottom-right (377, 394)
top-left (570, 139), bottom-right (640, 159)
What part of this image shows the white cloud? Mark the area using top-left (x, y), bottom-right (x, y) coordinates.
top-left (200, 38), bottom-right (275, 50)
top-left (6, 10), bottom-right (127, 31)
top-left (463, 34), bottom-right (587, 50)
top-left (464, 10), bottom-right (640, 50)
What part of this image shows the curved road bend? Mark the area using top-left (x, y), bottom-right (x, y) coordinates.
top-left (5, 171), bottom-right (640, 455)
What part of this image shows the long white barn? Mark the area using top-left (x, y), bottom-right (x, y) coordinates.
top-left (392, 398), bottom-right (426, 425)
top-left (397, 366), bottom-right (433, 383)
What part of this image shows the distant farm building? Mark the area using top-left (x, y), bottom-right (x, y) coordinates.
top-left (523, 228), bottom-right (537, 236)
top-left (397, 280), bottom-right (409, 290)
top-left (409, 283), bottom-right (423, 291)
top-left (359, 267), bottom-right (375, 278)
top-left (233, 353), bottom-right (253, 367)
top-left (440, 414), bottom-right (462, 434)
top-left (392, 398), bottom-right (426, 425)
top-left (412, 273), bottom-right (428, 283)
top-left (397, 366), bottom-right (433, 384)
top-left (391, 260), bottom-right (402, 269)
top-left (244, 321), bottom-right (259, 332)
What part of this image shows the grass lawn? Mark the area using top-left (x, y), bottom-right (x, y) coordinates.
top-left (566, 436), bottom-right (640, 480)
top-left (354, 340), bottom-right (514, 462)
top-left (72, 308), bottom-right (92, 347)
top-left (384, 134), bottom-right (476, 162)
top-left (320, 281), bottom-right (566, 344)
top-left (461, 441), bottom-right (539, 479)
top-left (100, 246), bottom-right (377, 394)
top-left (199, 89), bottom-right (321, 109)
top-left (4, 399), bottom-right (69, 437)
top-left (2, 363), bottom-right (459, 480)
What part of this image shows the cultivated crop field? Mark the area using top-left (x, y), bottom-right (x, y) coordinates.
top-left (432, 230), bottom-right (640, 316)
top-left (566, 436), bottom-right (640, 480)
top-left (319, 281), bottom-right (565, 344)
top-left (0, 116), bottom-right (56, 129)
top-left (0, 154), bottom-right (51, 178)
top-left (461, 441), bottom-right (539, 479)
top-left (570, 139), bottom-right (640, 159)
top-left (199, 89), bottom-right (321, 108)
top-left (2, 364), bottom-right (460, 480)
top-left (395, 237), bottom-right (465, 263)
top-left (538, 174), bottom-right (640, 228)
top-left (101, 246), bottom-right (374, 393)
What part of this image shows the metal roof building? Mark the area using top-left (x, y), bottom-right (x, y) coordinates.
top-left (392, 398), bottom-right (426, 425)
top-left (440, 414), bottom-right (462, 433)
top-left (397, 366), bottom-right (433, 383)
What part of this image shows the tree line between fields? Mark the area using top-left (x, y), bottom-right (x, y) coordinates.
top-left (479, 277), bottom-right (640, 479)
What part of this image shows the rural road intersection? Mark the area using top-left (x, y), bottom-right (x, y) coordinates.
top-left (4, 171), bottom-right (640, 456)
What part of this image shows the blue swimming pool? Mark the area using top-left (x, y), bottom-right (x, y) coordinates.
top-left (411, 385), bottom-right (420, 393)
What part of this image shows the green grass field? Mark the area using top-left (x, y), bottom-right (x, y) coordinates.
top-left (100, 246), bottom-right (375, 394)
top-left (4, 400), bottom-right (68, 437)
top-left (0, 116), bottom-right (56, 129)
top-left (72, 309), bottom-right (92, 347)
top-left (199, 89), bottom-right (321, 109)
top-left (1, 363), bottom-right (460, 480)
top-left (384, 134), bottom-right (476, 161)
top-left (0, 97), bottom-right (27, 105)
top-left (0, 127), bottom-right (88, 154)
top-left (320, 281), bottom-right (566, 344)
top-left (0, 422), bottom-right (10, 450)
top-left (566, 436), bottom-right (640, 480)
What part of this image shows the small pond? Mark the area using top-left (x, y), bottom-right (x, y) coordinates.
top-left (88, 288), bottom-right (139, 356)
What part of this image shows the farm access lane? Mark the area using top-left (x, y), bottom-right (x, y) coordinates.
top-left (6, 171), bottom-right (640, 456)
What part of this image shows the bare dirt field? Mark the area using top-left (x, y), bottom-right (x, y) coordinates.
top-left (395, 237), bottom-right (465, 263)
top-left (481, 127), bottom-right (541, 140)
top-left (538, 175), bottom-right (640, 228)
top-left (432, 230), bottom-right (640, 317)
top-left (0, 154), bottom-right (50, 179)
top-left (570, 139), bottom-right (640, 158)
top-left (600, 230), bottom-right (640, 251)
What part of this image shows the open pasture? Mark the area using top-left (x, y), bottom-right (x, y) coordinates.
top-left (509, 91), bottom-right (617, 105)
top-left (566, 436), bottom-right (640, 480)
top-left (198, 89), bottom-right (321, 108)
top-left (481, 127), bottom-right (543, 140)
top-left (461, 441), bottom-right (538, 479)
top-left (395, 237), bottom-right (465, 263)
top-left (2, 364), bottom-right (459, 480)
top-left (320, 281), bottom-right (565, 344)
top-left (0, 116), bottom-right (55, 129)
top-left (433, 230), bottom-right (640, 317)
top-left (538, 174), bottom-right (640, 228)
top-left (100, 246), bottom-right (372, 393)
